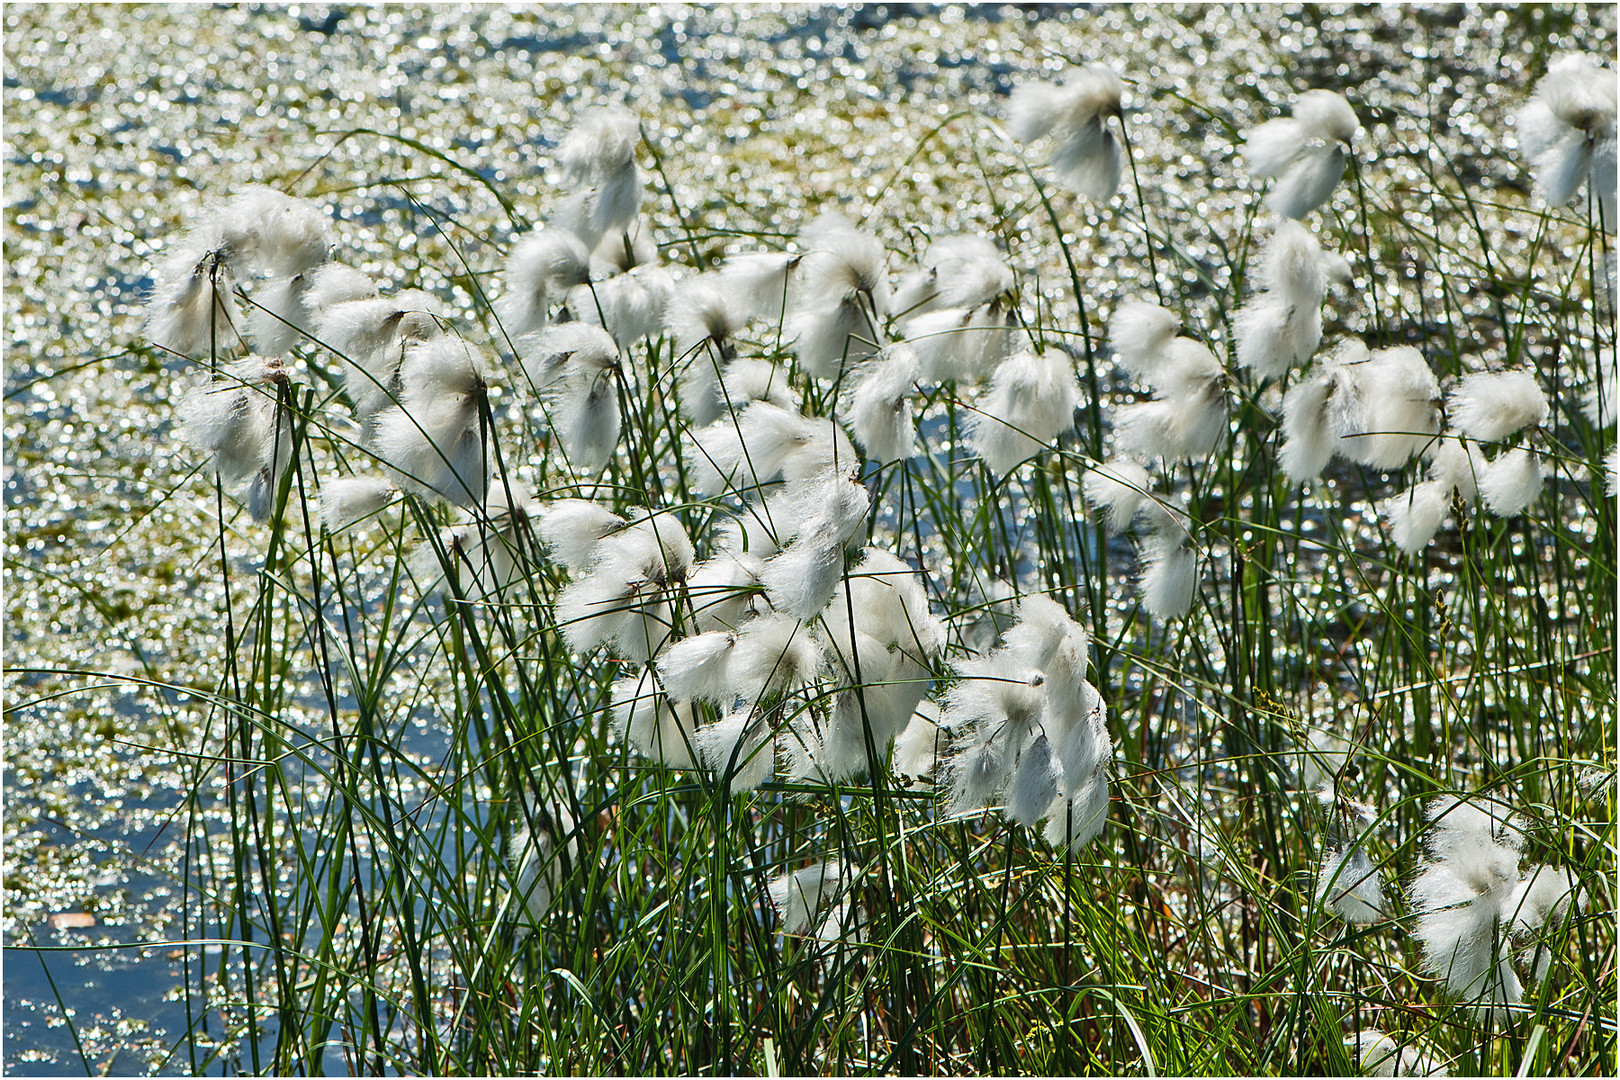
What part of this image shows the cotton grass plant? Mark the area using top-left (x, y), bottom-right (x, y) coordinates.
top-left (37, 20), bottom-right (1615, 1078)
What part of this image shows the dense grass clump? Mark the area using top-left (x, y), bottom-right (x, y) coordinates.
top-left (6, 6), bottom-right (1614, 1076)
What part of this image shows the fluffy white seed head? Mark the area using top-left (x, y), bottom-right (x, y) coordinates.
top-left (845, 344), bottom-right (921, 463)
top-left (1138, 534), bottom-right (1198, 622)
top-left (1478, 448), bottom-right (1543, 517)
top-left (216, 185), bottom-right (334, 279)
top-left (1382, 480), bottom-right (1453, 555)
top-left (1278, 370), bottom-right (1339, 482)
top-left (1043, 771), bottom-right (1111, 851)
top-left (696, 706), bottom-right (775, 790)
top-left (893, 703), bottom-right (947, 778)
top-left (1317, 845), bottom-right (1386, 923)
top-left (573, 263), bottom-right (675, 348)
top-left (177, 357), bottom-right (293, 489)
top-left (1581, 351), bottom-right (1618, 428)
top-left (767, 861), bottom-right (848, 936)
top-left (1518, 53), bottom-right (1617, 222)
top-left (1083, 459), bottom-right (1153, 531)
top-left (1108, 300), bottom-right (1181, 378)
top-left (1006, 734), bottom-right (1062, 827)
top-left (1426, 436), bottom-right (1487, 504)
top-left (967, 349), bottom-right (1081, 475)
top-left (321, 475), bottom-right (399, 533)
top-left (892, 234), bottom-right (1013, 316)
top-left (1332, 345), bottom-right (1441, 470)
top-left (611, 669), bottom-right (699, 768)
top-left (145, 238), bottom-right (244, 359)
top-left (1293, 90), bottom-right (1361, 144)
top-left (535, 499), bottom-right (625, 573)
top-left (719, 251), bottom-right (801, 323)
top-left (497, 229), bottom-right (592, 338)
top-left (903, 302), bottom-right (1016, 385)
top-left (1448, 370), bottom-right (1548, 442)
top-left (554, 107), bottom-right (642, 240)
top-left (520, 322), bottom-right (620, 391)
top-left (1007, 66), bottom-right (1125, 200)
top-left (1347, 1031), bottom-right (1448, 1078)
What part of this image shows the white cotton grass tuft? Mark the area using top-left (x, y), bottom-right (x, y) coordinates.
top-left (1107, 300), bottom-right (1182, 379)
top-left (787, 213), bottom-right (890, 380)
top-left (1447, 370), bottom-right (1547, 443)
top-left (715, 357), bottom-right (800, 415)
top-left (371, 335), bottom-right (491, 507)
top-left (1517, 52), bottom-right (1617, 225)
top-left (1278, 369), bottom-right (1340, 483)
top-left (903, 302), bottom-right (1017, 385)
top-left (1005, 64), bottom-right (1125, 200)
top-left (1233, 220), bottom-right (1351, 380)
top-left (145, 240), bottom-right (243, 359)
top-left (1137, 530), bottom-right (1198, 622)
top-left (320, 475), bottom-right (399, 533)
top-left (685, 402), bottom-right (859, 499)
top-left (1346, 1031), bottom-right (1449, 1078)
top-left (1316, 843), bottom-right (1386, 924)
top-left (1283, 341), bottom-right (1441, 478)
top-left (573, 261), bottom-right (676, 348)
top-left (1083, 458), bottom-right (1154, 532)
top-left (892, 702), bottom-right (947, 778)
top-left (1380, 426), bottom-right (1506, 553)
top-left (553, 513), bottom-right (691, 663)
top-left (686, 540), bottom-right (770, 634)
top-left (1581, 350), bottom-right (1617, 428)
top-left (177, 356), bottom-right (296, 519)
top-left (248, 275), bottom-right (314, 356)
top-left (825, 546), bottom-right (946, 665)
top-left (1605, 445), bottom-right (1620, 497)
top-left (655, 631), bottom-right (737, 707)
top-left (519, 323), bottom-right (623, 476)
top-left (321, 290), bottom-right (447, 426)
top-left (252, 260), bottom-right (378, 357)
top-left (534, 499), bottom-right (625, 574)
top-left (1333, 344), bottom-right (1442, 469)
top-left (144, 188), bottom-right (335, 358)
top-left (1006, 734), bottom-right (1062, 827)
top-left (1503, 865), bottom-right (1585, 984)
top-left (1478, 447), bottom-right (1543, 517)
top-left (553, 106), bottom-right (643, 246)
top-left (1043, 772), bottom-right (1111, 851)
top-left (506, 795), bottom-right (579, 934)
top-left (759, 519), bottom-right (854, 621)
top-left (967, 348), bottom-right (1081, 476)
top-left (1107, 317), bottom-right (1227, 465)
top-left (214, 185), bottom-right (335, 280)
top-left (767, 861), bottom-right (849, 937)
top-left (495, 229), bottom-right (592, 338)
top-left (1243, 89), bottom-right (1360, 219)
top-left (696, 705), bottom-right (776, 790)
top-left (610, 670), bottom-right (699, 769)
top-left (727, 612), bottom-right (822, 703)
top-left (668, 275), bottom-right (747, 426)
top-left (719, 250), bottom-right (801, 323)
top-left (1410, 797), bottom-right (1524, 1015)
top-left (518, 322), bottom-right (620, 391)
top-left (1382, 480), bottom-right (1454, 555)
top-left (844, 344), bottom-right (921, 464)
top-left (891, 234), bottom-right (1013, 317)
top-left (555, 376), bottom-right (618, 475)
